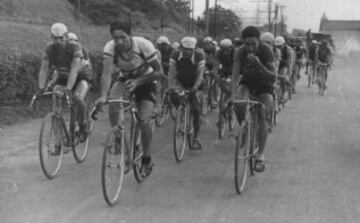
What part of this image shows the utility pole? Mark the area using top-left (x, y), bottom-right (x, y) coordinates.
top-left (205, 0), bottom-right (210, 36)
top-left (191, 0), bottom-right (194, 34)
top-left (279, 5), bottom-right (286, 35)
top-left (214, 0), bottom-right (218, 38)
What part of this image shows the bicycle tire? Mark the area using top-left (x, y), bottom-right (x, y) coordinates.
top-left (173, 106), bottom-right (187, 162)
top-left (229, 109), bottom-right (236, 131)
top-left (132, 123), bottom-right (144, 183)
top-left (39, 113), bottom-right (64, 179)
top-left (71, 105), bottom-right (91, 163)
top-left (155, 105), bottom-right (167, 127)
top-left (101, 130), bottom-right (125, 206)
top-left (218, 94), bottom-right (226, 139)
top-left (186, 108), bottom-right (195, 150)
top-left (234, 122), bottom-right (251, 195)
top-left (319, 68), bottom-right (326, 96)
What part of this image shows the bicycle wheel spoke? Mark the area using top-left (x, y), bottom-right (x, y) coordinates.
top-left (101, 131), bottom-right (125, 206)
top-left (39, 114), bottom-right (64, 179)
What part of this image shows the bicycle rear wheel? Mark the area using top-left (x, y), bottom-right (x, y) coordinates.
top-left (101, 130), bottom-right (125, 206)
top-left (173, 106), bottom-right (187, 162)
top-left (218, 95), bottom-right (226, 139)
top-left (319, 69), bottom-right (326, 96)
top-left (155, 104), bottom-right (167, 127)
top-left (39, 113), bottom-right (64, 179)
top-left (228, 108), bottom-right (236, 131)
top-left (234, 122), bottom-right (251, 194)
top-left (71, 105), bottom-right (93, 163)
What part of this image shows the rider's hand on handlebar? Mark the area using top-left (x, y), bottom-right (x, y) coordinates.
top-left (94, 95), bottom-right (107, 107)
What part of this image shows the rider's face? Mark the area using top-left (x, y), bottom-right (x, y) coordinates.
top-left (244, 37), bottom-right (259, 53)
top-left (112, 29), bottom-right (131, 52)
top-left (52, 35), bottom-right (66, 44)
top-left (182, 47), bottom-right (194, 57)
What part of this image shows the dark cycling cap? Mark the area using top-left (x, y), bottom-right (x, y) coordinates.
top-left (110, 20), bottom-right (132, 35)
top-left (241, 26), bottom-right (260, 40)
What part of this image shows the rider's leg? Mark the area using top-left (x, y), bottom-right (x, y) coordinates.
top-left (108, 81), bottom-right (129, 128)
top-left (73, 80), bottom-right (90, 129)
top-left (257, 93), bottom-right (273, 156)
top-left (189, 91), bottom-right (201, 140)
top-left (233, 84), bottom-right (251, 123)
top-left (137, 100), bottom-right (155, 158)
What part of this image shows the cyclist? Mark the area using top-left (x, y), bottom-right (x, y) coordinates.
top-left (168, 36), bottom-right (206, 150)
top-left (172, 41), bottom-right (180, 50)
top-left (38, 23), bottom-right (92, 147)
top-left (306, 40), bottom-right (318, 83)
top-left (233, 37), bottom-right (243, 49)
top-left (214, 38), bottom-right (235, 99)
top-left (231, 26), bottom-right (276, 172)
top-left (275, 36), bottom-right (294, 101)
top-left (260, 32), bottom-right (281, 72)
top-left (316, 40), bottom-right (333, 88)
top-left (66, 32), bottom-right (94, 85)
top-left (293, 42), bottom-right (307, 77)
top-left (202, 36), bottom-right (218, 108)
top-left (94, 21), bottom-right (163, 176)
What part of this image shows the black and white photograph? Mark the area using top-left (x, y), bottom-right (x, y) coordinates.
top-left (0, 0), bottom-right (360, 222)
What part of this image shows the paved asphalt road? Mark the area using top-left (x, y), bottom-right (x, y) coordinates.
top-left (1, 62), bottom-right (360, 223)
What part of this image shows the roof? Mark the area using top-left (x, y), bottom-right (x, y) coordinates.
top-left (320, 20), bottom-right (360, 31)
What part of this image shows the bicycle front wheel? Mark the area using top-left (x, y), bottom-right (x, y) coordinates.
top-left (132, 123), bottom-right (144, 182)
top-left (101, 130), bottom-right (125, 206)
top-left (39, 113), bottom-right (64, 179)
top-left (234, 122), bottom-right (251, 195)
top-left (173, 106), bottom-right (187, 162)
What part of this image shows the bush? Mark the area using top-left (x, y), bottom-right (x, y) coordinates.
top-left (0, 50), bottom-right (104, 106)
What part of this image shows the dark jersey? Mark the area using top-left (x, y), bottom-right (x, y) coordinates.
top-left (43, 41), bottom-right (83, 73)
top-left (216, 47), bottom-right (235, 76)
top-left (170, 49), bottom-right (205, 88)
top-left (235, 42), bottom-right (275, 87)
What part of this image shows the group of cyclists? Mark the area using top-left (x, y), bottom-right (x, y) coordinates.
top-left (37, 20), bottom-right (334, 178)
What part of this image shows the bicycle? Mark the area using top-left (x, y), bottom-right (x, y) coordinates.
top-left (317, 62), bottom-right (329, 96)
top-left (217, 77), bottom-right (236, 139)
top-left (202, 70), bottom-right (217, 113)
top-left (94, 96), bottom-right (155, 206)
top-left (171, 89), bottom-right (199, 162)
top-left (155, 88), bottom-right (176, 127)
top-left (30, 86), bottom-right (94, 179)
top-left (307, 60), bottom-right (315, 88)
top-left (232, 98), bottom-right (264, 194)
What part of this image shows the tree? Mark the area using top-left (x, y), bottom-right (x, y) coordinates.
top-left (197, 5), bottom-right (242, 39)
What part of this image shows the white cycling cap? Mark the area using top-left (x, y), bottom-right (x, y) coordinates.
top-left (274, 36), bottom-right (285, 46)
top-left (260, 32), bottom-right (275, 43)
top-left (181, 36), bottom-right (197, 49)
top-left (67, 32), bottom-right (78, 41)
top-left (157, 36), bottom-right (170, 45)
top-left (220, 38), bottom-right (232, 48)
top-left (51, 23), bottom-right (68, 37)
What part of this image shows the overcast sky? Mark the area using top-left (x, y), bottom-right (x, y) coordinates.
top-left (193, 0), bottom-right (360, 32)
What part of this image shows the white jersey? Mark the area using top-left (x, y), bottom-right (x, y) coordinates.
top-left (103, 36), bottom-right (157, 77)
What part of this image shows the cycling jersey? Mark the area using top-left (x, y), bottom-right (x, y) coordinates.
top-left (295, 45), bottom-right (307, 60)
top-left (103, 36), bottom-right (158, 103)
top-left (216, 47), bottom-right (235, 77)
top-left (170, 48), bottom-right (205, 88)
top-left (158, 43), bottom-right (173, 68)
top-left (43, 41), bottom-right (83, 73)
top-left (308, 43), bottom-right (317, 61)
top-left (203, 45), bottom-right (216, 70)
top-left (317, 44), bottom-right (332, 63)
top-left (236, 43), bottom-right (276, 96)
top-left (278, 44), bottom-right (294, 69)
top-left (103, 36), bottom-right (158, 78)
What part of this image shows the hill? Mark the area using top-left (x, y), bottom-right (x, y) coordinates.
top-left (0, 0), bottom-right (190, 55)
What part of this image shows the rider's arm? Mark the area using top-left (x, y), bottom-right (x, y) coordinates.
top-left (99, 57), bottom-right (115, 97)
top-left (66, 57), bottom-right (81, 90)
top-left (231, 48), bottom-right (241, 97)
top-left (168, 52), bottom-right (183, 89)
top-left (213, 51), bottom-right (220, 76)
top-left (193, 53), bottom-right (206, 90)
top-left (135, 38), bottom-right (163, 85)
top-left (66, 43), bottom-right (83, 90)
top-left (136, 58), bottom-right (162, 86)
top-left (38, 56), bottom-right (50, 90)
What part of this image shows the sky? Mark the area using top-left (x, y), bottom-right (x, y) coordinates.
top-left (193, 0), bottom-right (360, 32)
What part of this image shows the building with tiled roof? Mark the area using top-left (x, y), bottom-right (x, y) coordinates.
top-left (319, 13), bottom-right (360, 57)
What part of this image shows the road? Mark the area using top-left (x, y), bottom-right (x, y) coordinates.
top-left (1, 63), bottom-right (360, 223)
